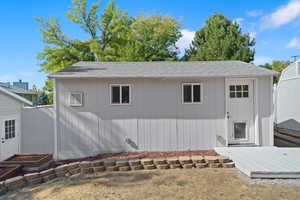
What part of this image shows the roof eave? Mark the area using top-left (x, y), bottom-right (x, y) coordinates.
top-left (0, 87), bottom-right (33, 106)
top-left (48, 74), bottom-right (277, 79)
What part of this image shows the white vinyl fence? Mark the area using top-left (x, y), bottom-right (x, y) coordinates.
top-left (21, 106), bottom-right (54, 154)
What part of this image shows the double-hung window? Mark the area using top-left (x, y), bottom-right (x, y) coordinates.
top-left (110, 84), bottom-right (130, 105)
top-left (182, 83), bottom-right (202, 104)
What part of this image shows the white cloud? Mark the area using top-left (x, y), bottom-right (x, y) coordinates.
top-left (261, 0), bottom-right (300, 29)
top-left (286, 37), bottom-right (300, 49)
top-left (246, 10), bottom-right (263, 17)
top-left (233, 18), bottom-right (244, 25)
top-left (254, 56), bottom-right (273, 65)
top-left (176, 29), bottom-right (195, 57)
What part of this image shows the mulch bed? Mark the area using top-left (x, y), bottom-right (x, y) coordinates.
top-left (5, 155), bottom-right (46, 162)
top-left (0, 165), bottom-right (23, 181)
top-left (60, 150), bottom-right (218, 164)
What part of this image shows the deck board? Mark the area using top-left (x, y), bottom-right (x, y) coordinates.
top-left (215, 147), bottom-right (300, 178)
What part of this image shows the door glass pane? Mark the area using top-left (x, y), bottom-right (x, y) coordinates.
top-left (243, 92), bottom-right (249, 98)
top-left (230, 85), bottom-right (235, 91)
top-left (230, 92), bottom-right (236, 98)
top-left (236, 85), bottom-right (242, 91)
top-left (121, 86), bottom-right (130, 104)
top-left (193, 84), bottom-right (201, 102)
top-left (236, 92), bottom-right (242, 98)
top-left (234, 122), bottom-right (246, 139)
top-left (183, 85), bottom-right (192, 103)
top-left (243, 85), bottom-right (248, 91)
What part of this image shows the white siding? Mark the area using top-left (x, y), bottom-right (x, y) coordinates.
top-left (0, 92), bottom-right (23, 116)
top-left (257, 77), bottom-right (273, 146)
top-left (276, 61), bottom-right (300, 125)
top-left (55, 77), bottom-right (272, 159)
top-left (277, 79), bottom-right (300, 124)
top-left (21, 106), bottom-right (54, 154)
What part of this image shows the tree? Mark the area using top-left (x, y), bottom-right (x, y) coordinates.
top-left (184, 13), bottom-right (255, 62)
top-left (37, 0), bottom-right (181, 72)
top-left (260, 60), bottom-right (289, 83)
top-left (36, 0), bottom-right (181, 103)
top-left (125, 15), bottom-right (181, 61)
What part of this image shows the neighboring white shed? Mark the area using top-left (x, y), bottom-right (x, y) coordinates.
top-left (0, 86), bottom-right (32, 160)
top-left (49, 61), bottom-right (278, 160)
top-left (276, 60), bottom-right (300, 130)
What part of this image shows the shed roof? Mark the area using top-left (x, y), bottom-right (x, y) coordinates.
top-left (0, 86), bottom-right (33, 106)
top-left (49, 61), bottom-right (279, 79)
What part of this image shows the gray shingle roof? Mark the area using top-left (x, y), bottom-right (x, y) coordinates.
top-left (49, 61), bottom-right (279, 79)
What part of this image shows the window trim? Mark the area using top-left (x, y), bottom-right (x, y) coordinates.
top-left (4, 119), bottom-right (16, 140)
top-left (69, 91), bottom-right (84, 107)
top-left (109, 84), bottom-right (131, 105)
top-left (182, 83), bottom-right (203, 104)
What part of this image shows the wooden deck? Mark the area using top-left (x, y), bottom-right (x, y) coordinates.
top-left (215, 147), bottom-right (300, 178)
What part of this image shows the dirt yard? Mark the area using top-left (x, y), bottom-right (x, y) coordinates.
top-left (2, 168), bottom-right (300, 200)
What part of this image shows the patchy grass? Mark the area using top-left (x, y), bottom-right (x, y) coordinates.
top-left (2, 168), bottom-right (300, 200)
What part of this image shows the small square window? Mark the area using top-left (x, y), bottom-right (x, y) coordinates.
top-left (183, 83), bottom-right (202, 104)
top-left (70, 92), bottom-right (83, 106)
top-left (243, 92), bottom-right (249, 98)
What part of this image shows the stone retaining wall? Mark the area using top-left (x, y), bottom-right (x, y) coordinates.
top-left (0, 155), bottom-right (234, 195)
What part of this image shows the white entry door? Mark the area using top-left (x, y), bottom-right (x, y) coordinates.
top-left (0, 115), bottom-right (20, 160)
top-left (227, 79), bottom-right (255, 144)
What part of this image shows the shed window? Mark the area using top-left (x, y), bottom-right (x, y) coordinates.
top-left (110, 84), bottom-right (130, 105)
top-left (5, 120), bottom-right (15, 140)
top-left (69, 92), bottom-right (83, 106)
top-left (229, 85), bottom-right (248, 98)
top-left (182, 83), bottom-right (202, 104)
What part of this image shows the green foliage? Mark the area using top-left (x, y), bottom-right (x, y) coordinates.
top-left (30, 84), bottom-right (52, 105)
top-left (260, 60), bottom-right (289, 83)
top-left (184, 13), bottom-right (255, 62)
top-left (37, 0), bottom-right (181, 74)
top-left (126, 15), bottom-right (181, 61)
top-left (67, 0), bottom-right (101, 38)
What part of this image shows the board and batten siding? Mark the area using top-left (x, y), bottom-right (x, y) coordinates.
top-left (55, 76), bottom-right (273, 159)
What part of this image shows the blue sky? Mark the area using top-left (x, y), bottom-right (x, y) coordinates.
top-left (1, 0), bottom-right (300, 88)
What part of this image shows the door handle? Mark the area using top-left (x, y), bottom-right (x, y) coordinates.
top-left (226, 112), bottom-right (230, 119)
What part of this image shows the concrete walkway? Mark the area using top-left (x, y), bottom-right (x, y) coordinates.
top-left (215, 147), bottom-right (300, 178)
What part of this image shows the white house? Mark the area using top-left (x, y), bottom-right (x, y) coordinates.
top-left (276, 60), bottom-right (300, 131)
top-left (49, 61), bottom-right (278, 159)
top-left (0, 86), bottom-right (32, 160)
